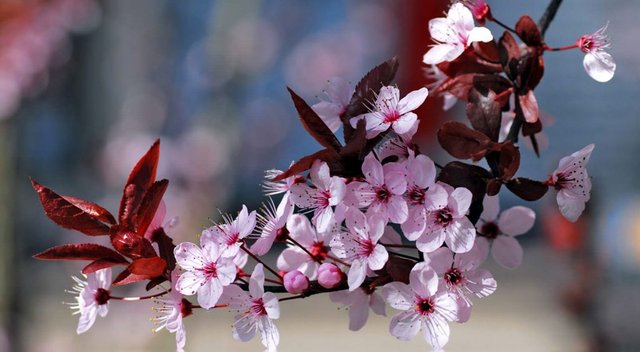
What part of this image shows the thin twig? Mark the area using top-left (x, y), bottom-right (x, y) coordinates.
top-left (538, 0), bottom-right (564, 37)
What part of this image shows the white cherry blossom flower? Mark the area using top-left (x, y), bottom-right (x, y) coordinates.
top-left (311, 77), bottom-right (354, 132)
top-left (203, 205), bottom-right (256, 258)
top-left (222, 264), bottom-right (280, 352)
top-left (549, 144), bottom-right (594, 222)
top-left (475, 195), bottom-right (535, 269)
top-left (263, 165), bottom-right (304, 196)
top-left (578, 24), bottom-right (616, 83)
top-left (423, 2), bottom-right (493, 65)
top-left (152, 270), bottom-right (191, 352)
top-left (350, 86), bottom-right (428, 139)
top-left (382, 262), bottom-right (458, 350)
top-left (67, 268), bottom-right (112, 334)
top-left (330, 286), bottom-right (386, 331)
top-left (251, 193), bottom-right (294, 256)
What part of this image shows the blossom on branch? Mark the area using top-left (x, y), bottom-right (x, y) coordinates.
top-left (548, 144), bottom-right (595, 222)
top-left (68, 268), bottom-right (112, 334)
top-left (578, 24), bottom-right (616, 83)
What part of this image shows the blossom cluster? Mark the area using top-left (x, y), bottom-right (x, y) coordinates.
top-left (31, 1), bottom-right (608, 351)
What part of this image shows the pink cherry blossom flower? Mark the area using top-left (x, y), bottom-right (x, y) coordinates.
top-left (350, 85), bottom-right (428, 139)
top-left (577, 24), bottom-right (616, 83)
top-left (263, 165), bottom-right (304, 196)
top-left (401, 152), bottom-right (437, 239)
top-left (276, 214), bottom-right (335, 280)
top-left (409, 183), bottom-right (476, 254)
top-left (424, 64), bottom-right (458, 111)
top-left (423, 2), bottom-right (493, 65)
top-left (283, 270), bottom-right (309, 294)
top-left (317, 263), bottom-right (344, 289)
top-left (222, 264), bottom-right (280, 352)
top-left (461, 0), bottom-right (491, 23)
top-left (351, 152), bottom-right (408, 224)
top-left (427, 246), bottom-right (497, 322)
top-left (152, 270), bottom-right (192, 352)
top-left (290, 160), bottom-right (346, 233)
top-left (250, 193), bottom-right (294, 256)
top-left (331, 211), bottom-right (389, 290)
top-left (330, 286), bottom-right (386, 331)
top-left (382, 262), bottom-right (458, 350)
top-left (203, 205), bottom-right (256, 258)
top-left (475, 195), bottom-right (536, 269)
top-left (376, 131), bottom-right (418, 163)
top-left (548, 144), bottom-right (594, 222)
top-left (67, 268), bottom-right (112, 334)
top-left (311, 77), bottom-right (354, 133)
top-left (174, 238), bottom-right (236, 309)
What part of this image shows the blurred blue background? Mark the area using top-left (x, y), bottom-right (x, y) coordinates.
top-left (1, 0), bottom-right (639, 351)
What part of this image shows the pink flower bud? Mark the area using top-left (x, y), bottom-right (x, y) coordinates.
top-left (317, 263), bottom-right (343, 289)
top-left (283, 270), bottom-right (309, 294)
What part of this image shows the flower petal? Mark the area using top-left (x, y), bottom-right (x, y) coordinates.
top-left (492, 235), bottom-right (523, 269)
top-left (498, 206), bottom-right (535, 236)
top-left (398, 87), bottom-right (429, 114)
top-left (583, 51), bottom-right (615, 83)
top-left (467, 26), bottom-right (493, 43)
top-left (390, 310), bottom-right (421, 341)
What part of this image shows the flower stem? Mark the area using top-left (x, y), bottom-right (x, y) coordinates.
top-left (387, 250), bottom-right (420, 262)
top-left (110, 289), bottom-right (170, 301)
top-left (287, 237), bottom-right (322, 264)
top-left (241, 244), bottom-right (283, 280)
top-left (544, 44), bottom-right (578, 52)
top-left (491, 17), bottom-right (517, 34)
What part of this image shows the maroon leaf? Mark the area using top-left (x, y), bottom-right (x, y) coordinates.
top-left (434, 74), bottom-right (476, 101)
top-left (145, 277), bottom-right (168, 291)
top-left (497, 142), bottom-right (520, 180)
top-left (437, 121), bottom-right (494, 161)
top-left (112, 257), bottom-right (167, 286)
top-left (345, 57), bottom-right (399, 120)
top-left (339, 119), bottom-right (366, 159)
top-left (506, 177), bottom-right (549, 201)
top-left (498, 32), bottom-right (520, 79)
top-left (437, 161), bottom-right (492, 202)
top-left (31, 179), bottom-right (110, 236)
top-left (521, 52), bottom-right (545, 91)
top-left (134, 179), bottom-right (168, 236)
top-left (486, 178), bottom-right (502, 196)
top-left (522, 119), bottom-right (543, 137)
top-left (82, 259), bottom-right (128, 274)
top-left (466, 88), bottom-right (503, 142)
top-left (62, 196), bottom-right (116, 225)
top-left (287, 87), bottom-right (342, 152)
top-left (34, 243), bottom-right (128, 263)
top-left (119, 140), bottom-right (160, 226)
top-left (472, 40), bottom-right (500, 63)
top-left (437, 47), bottom-right (502, 77)
top-left (273, 149), bottom-right (338, 181)
top-left (384, 255), bottom-right (415, 284)
top-left (515, 16), bottom-right (542, 47)
top-left (110, 226), bottom-right (158, 260)
top-left (151, 227), bottom-right (177, 272)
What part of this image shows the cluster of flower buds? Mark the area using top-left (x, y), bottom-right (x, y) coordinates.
top-left (31, 1), bottom-right (609, 351)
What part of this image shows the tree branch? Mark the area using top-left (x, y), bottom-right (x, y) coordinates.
top-left (538, 0), bottom-right (563, 37)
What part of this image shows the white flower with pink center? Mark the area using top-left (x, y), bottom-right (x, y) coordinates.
top-left (250, 193), bottom-right (294, 256)
top-left (311, 77), bottom-right (354, 133)
top-left (350, 85), bottom-right (428, 139)
top-left (475, 195), bottom-right (535, 269)
top-left (577, 24), bottom-right (616, 83)
top-left (548, 144), bottom-right (594, 222)
top-left (351, 152), bottom-right (408, 224)
top-left (222, 264), bottom-right (280, 352)
top-left (290, 160), bottom-right (346, 233)
top-left (330, 211), bottom-right (388, 291)
top-left (203, 205), bottom-right (256, 258)
top-left (68, 268), bottom-right (111, 334)
top-left (382, 262), bottom-right (458, 350)
top-left (427, 246), bottom-right (497, 322)
top-left (276, 214), bottom-right (335, 280)
top-left (401, 152), bottom-right (437, 239)
top-left (409, 183), bottom-right (476, 254)
top-left (174, 238), bottom-right (236, 309)
top-left (423, 2), bottom-right (493, 65)
top-left (152, 270), bottom-right (192, 352)
top-left (330, 286), bottom-right (386, 331)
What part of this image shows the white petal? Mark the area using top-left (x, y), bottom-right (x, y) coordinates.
top-left (448, 3), bottom-right (474, 34)
top-left (328, 176), bottom-right (347, 204)
top-left (258, 317), bottom-right (280, 352)
top-left (232, 315), bottom-right (256, 342)
top-left (584, 51), bottom-right (616, 83)
top-left (449, 187), bottom-right (472, 218)
top-left (409, 264), bottom-right (438, 298)
top-left (382, 282), bottom-right (414, 310)
top-left (428, 17), bottom-right (457, 43)
top-left (289, 184), bottom-right (316, 208)
top-left (557, 190), bottom-right (586, 223)
top-left (286, 214), bottom-right (315, 245)
top-left (76, 306), bottom-right (98, 334)
top-left (498, 206), bottom-right (536, 236)
top-left (464, 269), bottom-right (497, 297)
top-left (197, 277), bottom-right (223, 309)
top-left (250, 264), bottom-right (265, 298)
top-left (398, 87), bottom-right (429, 114)
top-left (176, 271), bottom-right (206, 296)
top-left (467, 26), bottom-right (493, 43)
top-left (392, 112), bottom-right (419, 135)
top-left (367, 244), bottom-right (389, 271)
top-left (347, 259), bottom-right (368, 291)
top-left (174, 242), bottom-right (206, 271)
top-left (313, 206), bottom-right (335, 233)
top-left (423, 43), bottom-right (464, 65)
top-left (480, 195), bottom-right (500, 222)
top-left (443, 218), bottom-right (476, 253)
top-left (362, 153), bottom-right (384, 186)
top-left (492, 236), bottom-right (523, 269)
top-left (348, 301), bottom-right (370, 331)
top-left (310, 160), bottom-right (331, 190)
top-left (263, 292), bottom-right (280, 319)
top-left (423, 314), bottom-right (450, 350)
top-left (390, 310), bottom-right (421, 340)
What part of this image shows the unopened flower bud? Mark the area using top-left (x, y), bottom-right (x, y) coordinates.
top-left (317, 263), bottom-right (343, 289)
top-left (283, 270), bottom-right (309, 294)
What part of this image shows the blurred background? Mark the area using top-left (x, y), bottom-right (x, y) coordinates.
top-left (1, 0), bottom-right (639, 351)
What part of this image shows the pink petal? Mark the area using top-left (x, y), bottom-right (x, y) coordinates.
top-left (425, 247), bottom-right (453, 275)
top-left (286, 214), bottom-right (315, 246)
top-left (367, 214), bottom-right (387, 242)
top-left (176, 271), bottom-right (206, 296)
top-left (328, 177), bottom-right (347, 205)
top-left (216, 259), bottom-right (238, 286)
top-left (370, 291), bottom-right (387, 316)
top-left (249, 264), bottom-right (265, 298)
top-left (289, 183), bottom-right (316, 208)
top-left (416, 228), bottom-right (446, 253)
top-left (276, 247), bottom-right (310, 273)
top-left (325, 77), bottom-right (353, 106)
top-left (362, 153), bottom-right (384, 186)
top-left (392, 112), bottom-right (419, 135)
top-left (197, 277), bottom-right (223, 309)
top-left (480, 195), bottom-right (500, 222)
top-left (311, 101), bottom-right (342, 133)
top-left (76, 307), bottom-right (98, 334)
top-left (364, 112), bottom-right (390, 138)
top-left (443, 218), bottom-right (476, 253)
top-left (584, 51), bottom-right (615, 83)
top-left (382, 282), bottom-right (414, 310)
top-left (232, 314), bottom-right (256, 342)
top-left (401, 206), bottom-right (427, 241)
top-left (473, 237), bottom-right (491, 263)
top-left (423, 43), bottom-right (463, 65)
top-left (314, 206), bottom-right (335, 233)
top-left (174, 242), bottom-right (206, 271)
top-left (498, 206), bottom-right (535, 236)
top-left (449, 187), bottom-right (472, 218)
top-left (390, 310), bottom-right (421, 340)
top-left (467, 26), bottom-right (493, 43)
top-left (557, 190), bottom-right (586, 223)
top-left (367, 244), bottom-right (389, 271)
top-left (263, 292), bottom-right (280, 319)
top-left (409, 154), bottom-right (436, 189)
top-left (398, 88), bottom-right (429, 114)
top-left (310, 160), bottom-right (331, 190)
top-left (425, 184), bottom-right (448, 211)
top-left (422, 314), bottom-right (450, 350)
top-left (257, 316), bottom-right (279, 352)
top-left (347, 259), bottom-right (368, 291)
top-left (387, 196), bottom-right (409, 224)
top-left (348, 300), bottom-right (370, 331)
top-left (492, 235), bottom-right (523, 269)
top-left (464, 269), bottom-right (497, 297)
top-left (409, 262), bottom-right (438, 298)
top-left (519, 90), bottom-right (539, 123)
top-left (383, 162), bottom-right (407, 195)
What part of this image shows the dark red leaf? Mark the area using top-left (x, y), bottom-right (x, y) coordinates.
top-left (82, 259), bottom-right (128, 274)
top-left (272, 149), bottom-right (338, 181)
top-left (151, 227), bottom-right (177, 272)
top-left (31, 179), bottom-right (110, 236)
top-left (472, 40), bottom-right (500, 63)
top-left (486, 179), bottom-right (502, 196)
top-left (62, 196), bottom-right (116, 225)
top-left (384, 255), bottom-right (415, 284)
top-left (339, 119), bottom-right (366, 159)
top-left (145, 277), bottom-right (168, 291)
top-left (110, 226), bottom-right (158, 259)
top-left (522, 52), bottom-right (545, 91)
top-left (34, 243), bottom-right (128, 263)
top-left (437, 161), bottom-right (492, 203)
top-left (522, 119), bottom-right (543, 137)
top-left (466, 88), bottom-right (503, 142)
top-left (112, 257), bottom-right (167, 286)
top-left (119, 140), bottom-right (160, 226)
top-left (515, 16), bottom-right (542, 46)
top-left (287, 87), bottom-right (342, 152)
top-left (134, 180), bottom-right (168, 236)
top-left (497, 142), bottom-right (520, 180)
top-left (437, 47), bottom-right (502, 77)
top-left (437, 121), bottom-right (494, 161)
top-left (506, 177), bottom-right (549, 201)
top-left (434, 74), bottom-right (476, 101)
top-left (498, 32), bottom-right (520, 79)
top-left (345, 57), bottom-right (399, 120)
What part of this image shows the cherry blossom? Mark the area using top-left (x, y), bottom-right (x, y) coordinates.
top-left (475, 195), bottom-right (535, 269)
top-left (203, 205), bottom-right (256, 258)
top-left (548, 144), bottom-right (594, 222)
top-left (251, 193), bottom-right (294, 256)
top-left (311, 77), bottom-right (354, 132)
top-left (423, 2), bottom-right (493, 65)
top-left (424, 64), bottom-right (458, 111)
top-left (283, 270), bottom-right (309, 294)
top-left (382, 262), bottom-right (458, 350)
top-left (152, 270), bottom-right (192, 352)
top-left (174, 238), bottom-right (236, 309)
top-left (462, 0), bottom-right (491, 23)
top-left (68, 268), bottom-right (112, 334)
top-left (263, 165), bottom-right (304, 196)
top-left (330, 286), bottom-right (386, 331)
top-left (401, 151), bottom-right (437, 239)
top-left (577, 24), bottom-right (616, 83)
top-left (317, 263), bottom-right (344, 289)
top-left (222, 264), bottom-right (280, 352)
top-left (290, 160), bottom-right (346, 233)
top-left (276, 214), bottom-right (335, 280)
top-left (351, 152), bottom-right (408, 224)
top-left (407, 183), bottom-right (476, 254)
top-left (350, 85), bottom-right (428, 139)
top-left (331, 211), bottom-right (389, 290)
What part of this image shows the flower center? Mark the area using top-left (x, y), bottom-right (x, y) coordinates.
top-left (203, 262), bottom-right (218, 278)
top-left (375, 187), bottom-right (390, 202)
top-left (480, 221), bottom-right (499, 239)
top-left (445, 268), bottom-right (464, 286)
top-left (436, 209), bottom-right (453, 225)
top-left (416, 298), bottom-right (435, 315)
top-left (310, 241), bottom-right (329, 261)
top-left (407, 186), bottom-right (425, 205)
top-left (383, 110), bottom-right (401, 123)
top-left (94, 288), bottom-right (110, 305)
top-left (250, 298), bottom-right (267, 316)
top-left (275, 226), bottom-right (289, 242)
top-left (356, 238), bottom-right (375, 258)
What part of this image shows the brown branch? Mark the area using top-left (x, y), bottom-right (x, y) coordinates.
top-left (538, 0), bottom-right (564, 37)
